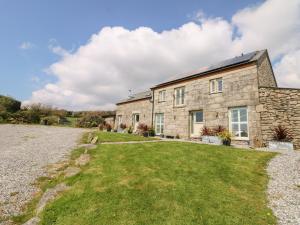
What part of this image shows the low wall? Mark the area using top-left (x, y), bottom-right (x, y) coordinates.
top-left (258, 87), bottom-right (300, 150)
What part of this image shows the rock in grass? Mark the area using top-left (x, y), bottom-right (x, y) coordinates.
top-left (64, 167), bottom-right (81, 178)
top-left (75, 154), bottom-right (90, 166)
top-left (22, 217), bottom-right (40, 225)
top-left (36, 183), bottom-right (69, 214)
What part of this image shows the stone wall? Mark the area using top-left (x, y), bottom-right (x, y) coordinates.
top-left (258, 87), bottom-right (300, 149)
top-left (115, 99), bottom-right (152, 129)
top-left (153, 64), bottom-right (262, 145)
top-left (257, 52), bottom-right (277, 87)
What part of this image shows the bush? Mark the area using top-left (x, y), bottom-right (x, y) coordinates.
top-left (137, 123), bottom-right (149, 136)
top-left (120, 123), bottom-right (127, 129)
top-left (201, 126), bottom-right (213, 136)
top-left (76, 113), bottom-right (104, 128)
top-left (0, 95), bottom-right (21, 113)
top-left (148, 127), bottom-right (155, 136)
top-left (106, 124), bottom-right (112, 132)
top-left (213, 125), bottom-right (225, 135)
top-left (128, 126), bottom-right (133, 134)
top-left (273, 125), bottom-right (292, 142)
top-left (218, 130), bottom-right (233, 146)
top-left (41, 116), bottom-right (59, 125)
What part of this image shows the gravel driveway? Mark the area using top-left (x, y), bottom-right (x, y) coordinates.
top-left (0, 124), bottom-right (86, 221)
top-left (267, 150), bottom-right (300, 225)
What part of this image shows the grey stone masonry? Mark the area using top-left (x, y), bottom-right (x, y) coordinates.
top-left (258, 87), bottom-right (300, 149)
top-left (115, 98), bottom-right (152, 129)
top-left (257, 51), bottom-right (277, 87)
top-left (153, 64), bottom-right (261, 145)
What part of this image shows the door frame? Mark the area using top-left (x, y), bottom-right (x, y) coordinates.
top-left (189, 110), bottom-right (204, 138)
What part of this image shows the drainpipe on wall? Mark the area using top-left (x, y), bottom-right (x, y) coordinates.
top-left (151, 89), bottom-right (154, 128)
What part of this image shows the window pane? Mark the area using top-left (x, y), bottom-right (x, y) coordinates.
top-left (232, 124), bottom-right (239, 137)
top-left (211, 80), bottom-right (215, 93)
top-left (195, 112), bottom-right (203, 122)
top-left (231, 110), bottom-right (239, 122)
top-left (240, 108), bottom-right (247, 122)
top-left (181, 88), bottom-right (185, 104)
top-left (218, 79), bottom-right (223, 92)
top-left (240, 124), bottom-right (248, 137)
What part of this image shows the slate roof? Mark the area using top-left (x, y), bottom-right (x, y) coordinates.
top-left (152, 49), bottom-right (266, 89)
top-left (116, 90), bottom-right (152, 105)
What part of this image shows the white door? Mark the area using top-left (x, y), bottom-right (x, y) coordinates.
top-left (190, 111), bottom-right (203, 138)
top-left (117, 115), bottom-right (122, 127)
top-left (155, 113), bottom-right (164, 135)
top-left (132, 114), bottom-right (140, 132)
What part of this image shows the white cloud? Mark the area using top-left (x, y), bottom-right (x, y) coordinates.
top-left (26, 0), bottom-right (300, 110)
top-left (19, 41), bottom-right (34, 50)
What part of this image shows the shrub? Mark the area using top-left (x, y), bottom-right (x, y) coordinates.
top-left (106, 124), bottom-right (112, 132)
top-left (201, 126), bottom-right (213, 136)
top-left (272, 125), bottom-right (292, 142)
top-left (0, 95), bottom-right (21, 113)
top-left (40, 116), bottom-right (59, 125)
top-left (213, 125), bottom-right (225, 135)
top-left (120, 123), bottom-right (127, 129)
top-left (137, 123), bottom-right (148, 132)
top-left (218, 130), bottom-right (233, 146)
top-left (128, 126), bottom-right (133, 134)
top-left (76, 113), bottom-right (104, 128)
top-left (148, 127), bottom-right (155, 136)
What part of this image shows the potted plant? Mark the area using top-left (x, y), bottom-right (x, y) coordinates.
top-left (201, 126), bottom-right (222, 145)
top-left (148, 127), bottom-right (155, 137)
top-left (105, 124), bottom-right (112, 132)
top-left (118, 123), bottom-right (127, 133)
top-left (269, 125), bottom-right (294, 150)
top-left (218, 130), bottom-right (232, 146)
top-left (137, 123), bottom-right (148, 137)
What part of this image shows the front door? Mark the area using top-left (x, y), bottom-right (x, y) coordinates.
top-left (132, 114), bottom-right (140, 131)
top-left (155, 113), bottom-right (164, 135)
top-left (190, 111), bottom-right (203, 138)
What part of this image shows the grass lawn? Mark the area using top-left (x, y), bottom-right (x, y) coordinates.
top-left (39, 142), bottom-right (276, 225)
top-left (86, 131), bottom-right (158, 143)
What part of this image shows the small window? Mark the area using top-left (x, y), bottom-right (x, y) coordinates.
top-left (159, 90), bottom-right (166, 102)
top-left (229, 107), bottom-right (248, 139)
top-left (174, 87), bottom-right (185, 106)
top-left (194, 111), bottom-right (203, 123)
top-left (210, 78), bottom-right (223, 93)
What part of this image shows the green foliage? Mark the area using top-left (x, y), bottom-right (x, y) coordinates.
top-left (273, 125), bottom-right (293, 142)
top-left (0, 95), bottom-right (21, 113)
top-left (40, 116), bottom-right (59, 125)
top-left (39, 142), bottom-right (276, 225)
top-left (76, 112), bottom-right (104, 128)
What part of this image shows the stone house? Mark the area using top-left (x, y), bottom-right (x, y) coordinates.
top-left (115, 50), bottom-right (300, 149)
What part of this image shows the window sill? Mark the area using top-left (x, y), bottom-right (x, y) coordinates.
top-left (232, 137), bottom-right (249, 141)
top-left (158, 100), bottom-right (166, 103)
top-left (174, 104), bottom-right (186, 108)
top-left (209, 91), bottom-right (223, 95)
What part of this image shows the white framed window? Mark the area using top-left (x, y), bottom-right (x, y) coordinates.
top-left (155, 113), bottom-right (164, 135)
top-left (210, 78), bottom-right (223, 93)
top-left (174, 87), bottom-right (185, 106)
top-left (229, 107), bottom-right (248, 139)
top-left (158, 90), bottom-right (166, 102)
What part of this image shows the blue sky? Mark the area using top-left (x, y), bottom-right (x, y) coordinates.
top-left (0, 0), bottom-right (299, 110)
top-left (0, 0), bottom-right (261, 100)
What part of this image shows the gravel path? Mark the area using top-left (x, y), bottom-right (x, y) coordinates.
top-left (0, 124), bottom-right (86, 221)
top-left (267, 149), bottom-right (300, 225)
